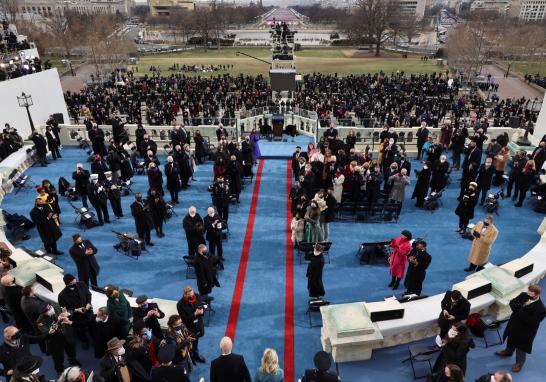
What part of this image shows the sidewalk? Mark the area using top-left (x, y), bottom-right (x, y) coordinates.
top-left (482, 64), bottom-right (545, 100)
top-left (60, 63), bottom-right (96, 92)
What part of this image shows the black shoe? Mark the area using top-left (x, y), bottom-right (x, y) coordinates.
top-left (105, 220), bottom-right (111, 224)
top-left (194, 355), bottom-right (206, 363)
top-left (514, 203), bottom-right (522, 207)
top-left (464, 267), bottom-right (474, 272)
top-left (388, 281), bottom-right (394, 288)
top-left (53, 251), bottom-right (64, 255)
top-left (147, 242), bottom-right (155, 246)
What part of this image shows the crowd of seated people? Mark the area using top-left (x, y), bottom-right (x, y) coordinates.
top-left (166, 64), bottom-right (234, 73)
top-left (0, 20), bottom-right (31, 54)
top-left (0, 56), bottom-right (45, 82)
top-left (0, 123), bottom-right (24, 160)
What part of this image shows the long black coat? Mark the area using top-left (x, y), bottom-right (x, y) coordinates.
top-left (306, 253), bottom-right (325, 298)
top-left (149, 195), bottom-right (167, 228)
top-left (476, 164), bottom-right (495, 191)
top-left (131, 200), bottom-right (153, 232)
top-left (3, 285), bottom-right (33, 332)
top-left (503, 293), bottom-right (546, 353)
top-left (204, 214), bottom-right (223, 241)
top-left (432, 336), bottom-right (475, 374)
top-left (87, 182), bottom-right (108, 207)
top-left (411, 168), bottom-right (431, 200)
top-left (177, 295), bottom-right (205, 338)
top-left (0, 332), bottom-right (46, 376)
top-left (69, 239), bottom-right (100, 284)
top-left (194, 253), bottom-right (219, 295)
top-left (437, 291), bottom-right (470, 335)
top-left (430, 161), bottom-right (449, 192)
top-left (90, 317), bottom-right (123, 358)
top-left (133, 302), bottom-right (165, 340)
top-left (31, 133), bottom-right (47, 156)
top-left (147, 168), bottom-right (163, 195)
top-left (72, 169), bottom-right (90, 195)
top-left (29, 205), bottom-right (61, 246)
top-left (403, 248), bottom-right (432, 295)
top-left (164, 162), bottom-right (181, 192)
top-left (455, 190), bottom-right (477, 221)
top-left (227, 161), bottom-right (242, 196)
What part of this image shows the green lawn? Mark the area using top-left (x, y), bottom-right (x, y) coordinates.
top-left (504, 61), bottom-right (546, 77)
top-left (132, 48), bottom-right (442, 77)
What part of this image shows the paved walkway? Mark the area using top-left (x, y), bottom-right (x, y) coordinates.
top-left (482, 64), bottom-right (545, 100)
top-left (60, 63), bottom-right (96, 93)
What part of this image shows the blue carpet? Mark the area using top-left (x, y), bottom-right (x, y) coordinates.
top-left (258, 135), bottom-right (313, 158)
top-left (2, 147), bottom-right (546, 381)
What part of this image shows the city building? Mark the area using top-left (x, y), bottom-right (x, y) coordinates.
top-left (149, 0), bottom-right (195, 16)
top-left (17, 0), bottom-right (133, 18)
top-left (397, 0), bottom-right (427, 19)
top-left (469, 0), bottom-right (511, 14)
top-left (510, 0), bottom-right (546, 21)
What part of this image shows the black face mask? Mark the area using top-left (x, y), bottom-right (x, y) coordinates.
top-left (11, 332), bottom-right (21, 341)
top-left (483, 222), bottom-right (490, 226)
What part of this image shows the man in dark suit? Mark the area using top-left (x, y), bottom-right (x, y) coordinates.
top-left (0, 275), bottom-right (32, 333)
top-left (195, 245), bottom-right (219, 299)
top-left (72, 163), bottom-right (90, 208)
top-left (496, 284), bottom-right (546, 372)
top-left (90, 307), bottom-right (123, 359)
top-left (133, 295), bottom-right (165, 340)
top-left (87, 174), bottom-right (110, 225)
top-left (291, 146), bottom-right (308, 180)
top-left (58, 274), bottom-right (93, 348)
top-left (302, 350), bottom-right (340, 382)
top-left (204, 207), bottom-right (224, 260)
top-left (170, 125), bottom-right (188, 147)
top-left (437, 290), bottom-right (470, 339)
top-left (130, 193), bottom-right (154, 247)
top-left (29, 198), bottom-right (62, 255)
top-left (210, 336), bottom-right (250, 382)
top-left (403, 240), bottom-right (432, 296)
top-left (151, 343), bottom-right (189, 382)
top-left (182, 206), bottom-right (204, 257)
top-left (30, 131), bottom-right (48, 166)
top-left (416, 122), bottom-right (429, 160)
top-left (69, 234), bottom-right (100, 287)
top-left (476, 157), bottom-right (495, 205)
top-left (215, 124), bottom-right (226, 141)
top-left (0, 326), bottom-right (46, 378)
top-left (324, 124), bottom-right (338, 143)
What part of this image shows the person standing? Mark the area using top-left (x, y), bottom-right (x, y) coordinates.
top-left (403, 239), bottom-right (432, 296)
top-left (465, 215), bottom-right (498, 272)
top-left (45, 125), bottom-right (61, 160)
top-left (99, 337), bottom-right (130, 382)
top-left (254, 348), bottom-right (284, 382)
top-left (165, 156), bottom-right (181, 204)
top-left (496, 284), bottom-right (546, 373)
top-left (388, 168), bottom-right (410, 210)
top-left (493, 146), bottom-right (510, 186)
top-left (0, 326), bottom-right (46, 378)
top-left (514, 160), bottom-right (536, 207)
top-left (69, 234), bottom-right (100, 287)
top-left (455, 182), bottom-right (478, 235)
top-left (90, 307), bottom-right (123, 359)
top-left (301, 351), bottom-right (340, 382)
top-left (437, 290), bottom-right (470, 339)
top-left (57, 274), bottom-right (93, 349)
top-left (249, 128), bottom-right (261, 163)
top-left (30, 131), bottom-right (48, 167)
top-left (388, 230), bottom-right (412, 290)
top-left (476, 157), bottom-right (495, 205)
top-left (210, 336), bottom-right (251, 382)
top-left (204, 207), bottom-right (224, 260)
top-left (149, 189), bottom-right (167, 239)
top-left (29, 198), bottom-right (63, 255)
top-left (307, 244), bottom-right (325, 299)
top-left (194, 245), bottom-right (220, 299)
top-left (151, 343), bottom-right (190, 382)
top-left (105, 286), bottom-right (132, 339)
top-left (87, 174), bottom-right (110, 225)
top-left (72, 164), bottom-right (90, 208)
top-left (183, 207), bottom-right (204, 257)
top-left (130, 193), bottom-right (154, 247)
top-left (416, 122), bottom-right (429, 160)
top-left (176, 286), bottom-right (206, 364)
top-left (210, 176), bottom-right (230, 222)
top-left (104, 171), bottom-right (123, 219)
top-left (412, 162), bottom-right (431, 208)
top-left (0, 276), bottom-right (32, 332)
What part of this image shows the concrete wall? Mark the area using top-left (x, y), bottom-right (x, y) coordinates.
top-left (531, 100), bottom-right (546, 145)
top-left (0, 69), bottom-right (69, 138)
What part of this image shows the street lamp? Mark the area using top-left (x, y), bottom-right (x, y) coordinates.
top-left (17, 92), bottom-right (35, 133)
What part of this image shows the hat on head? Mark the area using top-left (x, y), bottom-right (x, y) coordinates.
top-left (313, 351), bottom-right (331, 372)
top-left (104, 171), bottom-right (112, 177)
top-left (401, 230), bottom-right (412, 240)
top-left (13, 356), bottom-right (43, 379)
top-left (157, 343), bottom-right (175, 364)
top-left (136, 295), bottom-right (148, 305)
top-left (90, 174), bottom-right (99, 180)
top-left (63, 274), bottom-right (76, 285)
top-left (106, 337), bottom-right (125, 352)
top-left (36, 186), bottom-right (44, 192)
top-left (469, 182), bottom-right (478, 187)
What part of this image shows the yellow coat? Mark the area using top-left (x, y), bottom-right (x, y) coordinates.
top-left (468, 221), bottom-right (498, 266)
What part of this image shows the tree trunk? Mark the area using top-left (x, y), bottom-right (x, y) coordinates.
top-left (375, 41), bottom-right (381, 56)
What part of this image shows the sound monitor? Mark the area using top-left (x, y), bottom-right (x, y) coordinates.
top-left (35, 268), bottom-right (65, 294)
top-left (453, 276), bottom-right (492, 299)
top-left (363, 300), bottom-right (405, 322)
top-left (501, 258), bottom-right (534, 279)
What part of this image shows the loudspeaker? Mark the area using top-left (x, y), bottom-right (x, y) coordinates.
top-left (453, 276), bottom-right (492, 300)
top-left (52, 113), bottom-right (64, 124)
top-left (364, 300), bottom-right (405, 322)
top-left (35, 268), bottom-right (65, 294)
top-left (501, 258), bottom-right (534, 278)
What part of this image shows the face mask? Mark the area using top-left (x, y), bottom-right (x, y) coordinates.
top-left (31, 368), bottom-right (40, 375)
top-left (47, 307), bottom-right (55, 317)
top-left (107, 177), bottom-right (112, 181)
top-left (145, 329), bottom-right (152, 341)
top-left (140, 303), bottom-right (148, 310)
top-left (174, 325), bottom-right (182, 332)
top-left (68, 286), bottom-right (76, 291)
top-left (448, 329), bottom-right (457, 339)
top-left (483, 222), bottom-right (490, 226)
top-left (11, 332), bottom-right (21, 341)
top-left (423, 166), bottom-right (428, 170)
top-left (117, 347), bottom-right (125, 356)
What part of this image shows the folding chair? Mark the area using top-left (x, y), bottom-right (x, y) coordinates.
top-left (318, 241), bottom-right (332, 264)
top-left (306, 298), bottom-right (329, 328)
top-left (203, 296), bottom-right (216, 326)
top-left (404, 343), bottom-right (440, 379)
top-left (296, 242), bottom-right (315, 264)
top-left (478, 315), bottom-right (509, 348)
top-left (183, 256), bottom-right (196, 279)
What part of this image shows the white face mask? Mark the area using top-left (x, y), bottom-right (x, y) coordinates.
top-left (448, 328), bottom-right (457, 339)
top-left (423, 166), bottom-right (428, 170)
top-left (31, 368), bottom-right (40, 375)
top-left (47, 307), bottom-right (55, 317)
top-left (117, 347), bottom-right (125, 356)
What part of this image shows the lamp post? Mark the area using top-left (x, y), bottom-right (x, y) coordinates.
top-left (17, 92), bottom-right (35, 133)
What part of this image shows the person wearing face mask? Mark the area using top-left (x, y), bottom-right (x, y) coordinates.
top-left (412, 161), bottom-right (432, 208)
top-left (144, 149), bottom-right (160, 169)
top-left (1, 276), bottom-right (33, 333)
top-left (90, 307), bottom-right (124, 359)
top-left (388, 168), bottom-right (410, 212)
top-left (57, 274), bottom-right (93, 350)
top-left (465, 214), bottom-right (498, 272)
top-left (164, 156), bottom-right (181, 204)
top-left (204, 207), bottom-right (224, 260)
top-left (506, 151), bottom-right (528, 200)
top-left (130, 193), bottom-right (154, 247)
top-left (514, 159), bottom-right (536, 207)
top-left (475, 157), bottom-right (495, 205)
top-left (416, 122), bottom-right (429, 160)
top-left (210, 176), bottom-right (230, 222)
top-left (105, 285), bottom-right (132, 339)
top-left (147, 163), bottom-right (164, 196)
top-left (437, 290), bottom-right (470, 339)
top-left (139, 134), bottom-right (157, 157)
top-left (427, 363), bottom-right (464, 382)
top-left (307, 244), bottom-right (325, 299)
top-left (29, 197), bottom-right (63, 255)
top-left (36, 303), bottom-right (80, 374)
top-left (430, 155), bottom-right (450, 194)
top-left (91, 155), bottom-right (109, 181)
top-left (69, 234), bottom-right (100, 287)
top-left (195, 245), bottom-right (220, 300)
top-left (183, 206), bottom-right (204, 257)
top-left (87, 174), bottom-right (110, 226)
top-left (164, 315), bottom-right (193, 372)
top-left (133, 295), bottom-right (165, 340)
top-left (176, 286), bottom-right (206, 364)
top-left (432, 323), bottom-right (475, 375)
top-left (99, 337), bottom-right (131, 382)
top-left (227, 155), bottom-right (243, 204)
top-left (403, 239), bottom-right (432, 296)
top-left (151, 343), bottom-right (190, 382)
top-left (455, 182), bottom-right (478, 235)
top-left (496, 284), bottom-right (546, 373)
top-left (125, 322), bottom-right (154, 382)
top-left (475, 370), bottom-right (512, 382)
top-left (149, 189), bottom-right (167, 239)
top-left (104, 171), bottom-right (123, 219)
top-left (0, 326), bottom-right (46, 379)
top-left (72, 163), bottom-right (90, 209)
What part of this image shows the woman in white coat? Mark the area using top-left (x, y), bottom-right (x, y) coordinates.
top-left (332, 167), bottom-right (345, 204)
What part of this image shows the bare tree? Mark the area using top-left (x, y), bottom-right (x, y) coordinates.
top-left (44, 10), bottom-right (83, 66)
top-left (193, 7), bottom-right (214, 51)
top-left (0, 0), bottom-right (18, 24)
top-left (400, 15), bottom-right (421, 44)
top-left (210, 1), bottom-right (225, 50)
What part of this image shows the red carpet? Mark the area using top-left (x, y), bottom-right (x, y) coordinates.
top-left (225, 160), bottom-right (265, 342)
top-left (284, 160), bottom-right (295, 382)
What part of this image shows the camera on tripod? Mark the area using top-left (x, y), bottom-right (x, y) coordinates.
top-left (112, 231), bottom-right (145, 259)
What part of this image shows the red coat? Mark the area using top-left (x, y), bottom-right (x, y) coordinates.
top-left (389, 236), bottom-right (411, 278)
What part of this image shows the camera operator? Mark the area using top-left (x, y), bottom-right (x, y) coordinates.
top-left (130, 193), bottom-right (153, 247)
top-left (176, 286), bottom-right (206, 364)
top-left (36, 303), bottom-right (81, 374)
top-left (87, 174), bottom-right (110, 225)
top-left (104, 171), bottom-right (123, 219)
top-left (209, 176), bottom-right (230, 223)
top-left (57, 274), bottom-right (93, 349)
top-left (72, 163), bottom-right (90, 208)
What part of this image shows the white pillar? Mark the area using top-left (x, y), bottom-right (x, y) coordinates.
top-left (531, 100), bottom-right (546, 145)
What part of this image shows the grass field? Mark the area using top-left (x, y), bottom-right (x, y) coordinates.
top-left (131, 48), bottom-right (443, 77)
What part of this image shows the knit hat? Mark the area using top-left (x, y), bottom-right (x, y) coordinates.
top-left (63, 274), bottom-right (76, 285)
top-left (401, 230), bottom-right (412, 240)
top-left (313, 351), bottom-right (331, 372)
